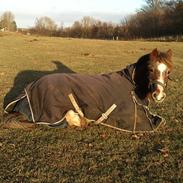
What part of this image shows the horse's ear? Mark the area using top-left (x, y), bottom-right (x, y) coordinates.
top-left (150, 48), bottom-right (158, 61)
top-left (167, 49), bottom-right (173, 61)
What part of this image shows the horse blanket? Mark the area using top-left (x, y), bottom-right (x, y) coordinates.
top-left (4, 64), bottom-right (165, 133)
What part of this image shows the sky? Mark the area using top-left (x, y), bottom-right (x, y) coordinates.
top-left (0, 0), bottom-right (145, 28)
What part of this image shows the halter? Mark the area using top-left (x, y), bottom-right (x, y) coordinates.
top-left (149, 80), bottom-right (167, 89)
top-left (149, 80), bottom-right (167, 103)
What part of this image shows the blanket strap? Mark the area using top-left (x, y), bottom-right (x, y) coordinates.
top-left (68, 93), bottom-right (117, 125)
top-left (95, 104), bottom-right (117, 124)
top-left (68, 94), bottom-right (84, 117)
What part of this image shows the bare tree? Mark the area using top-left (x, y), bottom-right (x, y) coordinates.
top-left (0, 11), bottom-right (17, 31)
top-left (80, 16), bottom-right (97, 38)
top-left (81, 16), bottom-right (96, 28)
top-left (71, 21), bottom-right (82, 37)
top-left (141, 0), bottom-right (163, 12)
top-left (35, 16), bottom-right (57, 32)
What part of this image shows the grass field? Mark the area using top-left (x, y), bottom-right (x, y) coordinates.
top-left (0, 32), bottom-right (183, 182)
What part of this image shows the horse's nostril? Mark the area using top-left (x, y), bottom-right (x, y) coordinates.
top-left (162, 92), bottom-right (166, 100)
top-left (152, 92), bottom-right (157, 98)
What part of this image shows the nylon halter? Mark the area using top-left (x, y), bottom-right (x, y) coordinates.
top-left (149, 80), bottom-right (167, 89)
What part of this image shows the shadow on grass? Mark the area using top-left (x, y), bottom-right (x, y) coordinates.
top-left (3, 61), bottom-right (75, 108)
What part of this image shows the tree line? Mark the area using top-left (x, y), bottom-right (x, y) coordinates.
top-left (29, 0), bottom-right (183, 39)
top-left (1, 0), bottom-right (183, 39)
top-left (28, 16), bottom-right (121, 40)
top-left (124, 0), bottom-right (183, 39)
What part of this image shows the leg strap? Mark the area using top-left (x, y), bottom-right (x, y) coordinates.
top-left (95, 104), bottom-right (117, 124)
top-left (68, 94), bottom-right (84, 117)
top-left (68, 93), bottom-right (117, 125)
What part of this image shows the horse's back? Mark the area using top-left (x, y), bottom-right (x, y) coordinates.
top-left (24, 72), bottom-right (133, 122)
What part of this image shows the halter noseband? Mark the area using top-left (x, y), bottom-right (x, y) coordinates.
top-left (149, 80), bottom-right (167, 89)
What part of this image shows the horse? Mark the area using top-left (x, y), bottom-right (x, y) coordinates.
top-left (3, 48), bottom-right (173, 132)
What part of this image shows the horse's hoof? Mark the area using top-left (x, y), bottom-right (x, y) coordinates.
top-left (2, 113), bottom-right (35, 130)
top-left (2, 121), bottom-right (35, 130)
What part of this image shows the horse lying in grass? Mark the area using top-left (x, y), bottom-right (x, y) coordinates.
top-left (3, 48), bottom-right (173, 133)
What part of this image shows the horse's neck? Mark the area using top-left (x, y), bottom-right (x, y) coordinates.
top-left (134, 54), bottom-right (150, 100)
top-left (135, 85), bottom-right (149, 100)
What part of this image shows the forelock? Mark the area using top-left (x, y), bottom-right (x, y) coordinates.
top-left (156, 52), bottom-right (173, 70)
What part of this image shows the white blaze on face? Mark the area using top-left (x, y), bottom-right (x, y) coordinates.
top-left (156, 63), bottom-right (167, 100)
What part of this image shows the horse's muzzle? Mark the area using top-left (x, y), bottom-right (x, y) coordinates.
top-left (152, 91), bottom-right (166, 103)
top-left (149, 80), bottom-right (167, 102)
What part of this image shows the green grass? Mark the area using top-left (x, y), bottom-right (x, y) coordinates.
top-left (0, 32), bottom-right (183, 182)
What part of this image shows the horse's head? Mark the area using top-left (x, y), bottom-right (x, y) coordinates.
top-left (148, 48), bottom-right (173, 103)
top-left (134, 48), bottom-right (173, 103)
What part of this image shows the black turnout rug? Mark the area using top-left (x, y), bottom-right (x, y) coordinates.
top-left (4, 64), bottom-right (165, 133)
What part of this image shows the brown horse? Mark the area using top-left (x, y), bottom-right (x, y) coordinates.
top-left (3, 48), bottom-right (173, 132)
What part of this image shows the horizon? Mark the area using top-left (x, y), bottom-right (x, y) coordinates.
top-left (0, 0), bottom-right (144, 28)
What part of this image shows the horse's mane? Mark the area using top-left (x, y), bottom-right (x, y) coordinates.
top-left (134, 54), bottom-right (150, 100)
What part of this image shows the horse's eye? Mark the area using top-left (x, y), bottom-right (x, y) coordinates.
top-left (149, 69), bottom-right (154, 72)
top-left (167, 70), bottom-right (170, 75)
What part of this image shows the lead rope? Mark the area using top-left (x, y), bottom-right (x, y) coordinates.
top-left (131, 91), bottom-right (137, 134)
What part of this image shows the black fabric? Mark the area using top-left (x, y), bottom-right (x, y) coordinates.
top-left (4, 64), bottom-right (164, 132)
top-left (14, 98), bottom-right (32, 121)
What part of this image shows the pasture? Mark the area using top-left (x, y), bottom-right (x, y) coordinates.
top-left (0, 33), bottom-right (183, 182)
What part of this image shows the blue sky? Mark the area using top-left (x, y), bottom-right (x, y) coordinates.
top-left (0, 0), bottom-right (145, 28)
